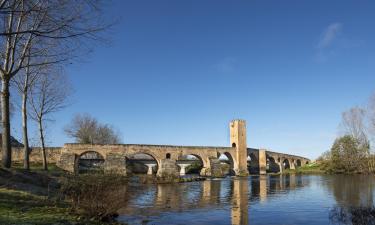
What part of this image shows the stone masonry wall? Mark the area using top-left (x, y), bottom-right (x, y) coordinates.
top-left (0, 147), bottom-right (63, 163)
top-left (157, 159), bottom-right (179, 178)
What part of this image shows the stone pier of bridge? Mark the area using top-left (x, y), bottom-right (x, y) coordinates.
top-left (178, 163), bottom-right (190, 176)
top-left (144, 163), bottom-right (156, 175)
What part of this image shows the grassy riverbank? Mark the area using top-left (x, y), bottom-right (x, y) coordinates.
top-left (282, 162), bottom-right (326, 174)
top-left (0, 187), bottom-right (75, 225)
top-left (0, 163), bottom-right (124, 225)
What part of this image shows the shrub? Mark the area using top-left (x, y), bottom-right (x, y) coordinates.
top-left (367, 155), bottom-right (375, 173)
top-left (60, 173), bottom-right (128, 221)
top-left (156, 172), bottom-right (180, 183)
top-left (185, 161), bottom-right (202, 174)
top-left (327, 135), bottom-right (369, 174)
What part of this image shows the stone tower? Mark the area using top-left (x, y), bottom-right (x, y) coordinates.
top-left (230, 120), bottom-right (249, 176)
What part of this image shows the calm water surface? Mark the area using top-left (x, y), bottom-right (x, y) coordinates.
top-left (117, 175), bottom-right (375, 225)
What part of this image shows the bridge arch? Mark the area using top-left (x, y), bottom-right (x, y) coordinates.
top-left (247, 152), bottom-right (259, 174)
top-left (125, 152), bottom-right (159, 175)
top-left (266, 155), bottom-right (280, 173)
top-left (178, 154), bottom-right (204, 175)
top-left (282, 158), bottom-right (291, 170)
top-left (218, 152), bottom-right (236, 175)
top-left (77, 151), bottom-right (105, 174)
top-left (296, 159), bottom-right (302, 167)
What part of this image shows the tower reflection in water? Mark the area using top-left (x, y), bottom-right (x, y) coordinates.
top-left (231, 178), bottom-right (249, 225)
top-left (118, 174), bottom-right (307, 225)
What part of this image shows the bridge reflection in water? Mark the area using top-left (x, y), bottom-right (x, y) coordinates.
top-left (117, 175), bottom-right (309, 225)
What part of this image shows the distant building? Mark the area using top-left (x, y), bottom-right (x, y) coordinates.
top-left (0, 134), bottom-right (24, 147)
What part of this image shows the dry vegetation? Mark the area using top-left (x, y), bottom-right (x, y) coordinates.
top-left (61, 174), bottom-right (128, 222)
top-left (0, 163), bottom-right (128, 224)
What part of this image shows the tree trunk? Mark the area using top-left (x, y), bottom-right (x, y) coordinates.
top-left (22, 91), bottom-right (30, 170)
top-left (1, 78), bottom-right (11, 168)
top-left (38, 119), bottom-right (47, 171)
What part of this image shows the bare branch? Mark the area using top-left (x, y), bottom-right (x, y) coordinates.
top-left (64, 113), bottom-right (122, 144)
top-left (339, 106), bottom-right (368, 147)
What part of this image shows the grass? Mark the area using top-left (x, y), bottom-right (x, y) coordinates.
top-left (0, 188), bottom-right (75, 225)
top-left (283, 162), bottom-right (326, 174)
top-left (11, 161), bottom-right (65, 174)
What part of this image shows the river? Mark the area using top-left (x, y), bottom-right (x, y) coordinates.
top-left (117, 175), bottom-right (375, 225)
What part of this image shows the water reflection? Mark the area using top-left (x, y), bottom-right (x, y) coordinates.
top-left (117, 175), bottom-right (375, 225)
top-left (324, 175), bottom-right (375, 207)
top-left (231, 179), bottom-right (248, 225)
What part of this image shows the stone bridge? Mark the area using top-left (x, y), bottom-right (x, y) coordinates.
top-left (57, 120), bottom-right (310, 177)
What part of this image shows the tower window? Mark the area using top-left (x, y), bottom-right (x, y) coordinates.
top-left (232, 143), bottom-right (236, 147)
top-left (166, 153), bottom-right (171, 159)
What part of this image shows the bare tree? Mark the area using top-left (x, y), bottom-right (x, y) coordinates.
top-left (0, 97), bottom-right (13, 131)
top-left (0, 0), bottom-right (108, 168)
top-left (339, 106), bottom-right (368, 147)
top-left (28, 69), bottom-right (71, 170)
top-left (12, 52), bottom-right (41, 169)
top-left (64, 113), bottom-right (98, 144)
top-left (65, 113), bottom-right (122, 145)
top-left (96, 124), bottom-right (121, 144)
top-left (367, 93), bottom-right (375, 139)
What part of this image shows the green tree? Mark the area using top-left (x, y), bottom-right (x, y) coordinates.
top-left (329, 135), bottom-right (369, 173)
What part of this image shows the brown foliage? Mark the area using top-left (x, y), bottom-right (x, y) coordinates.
top-left (60, 173), bottom-right (128, 221)
top-left (64, 113), bottom-right (122, 144)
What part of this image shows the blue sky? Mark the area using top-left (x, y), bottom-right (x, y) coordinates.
top-left (11, 1), bottom-right (375, 159)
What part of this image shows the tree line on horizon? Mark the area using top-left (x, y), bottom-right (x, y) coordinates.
top-left (318, 93), bottom-right (375, 173)
top-left (0, 0), bottom-right (115, 170)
